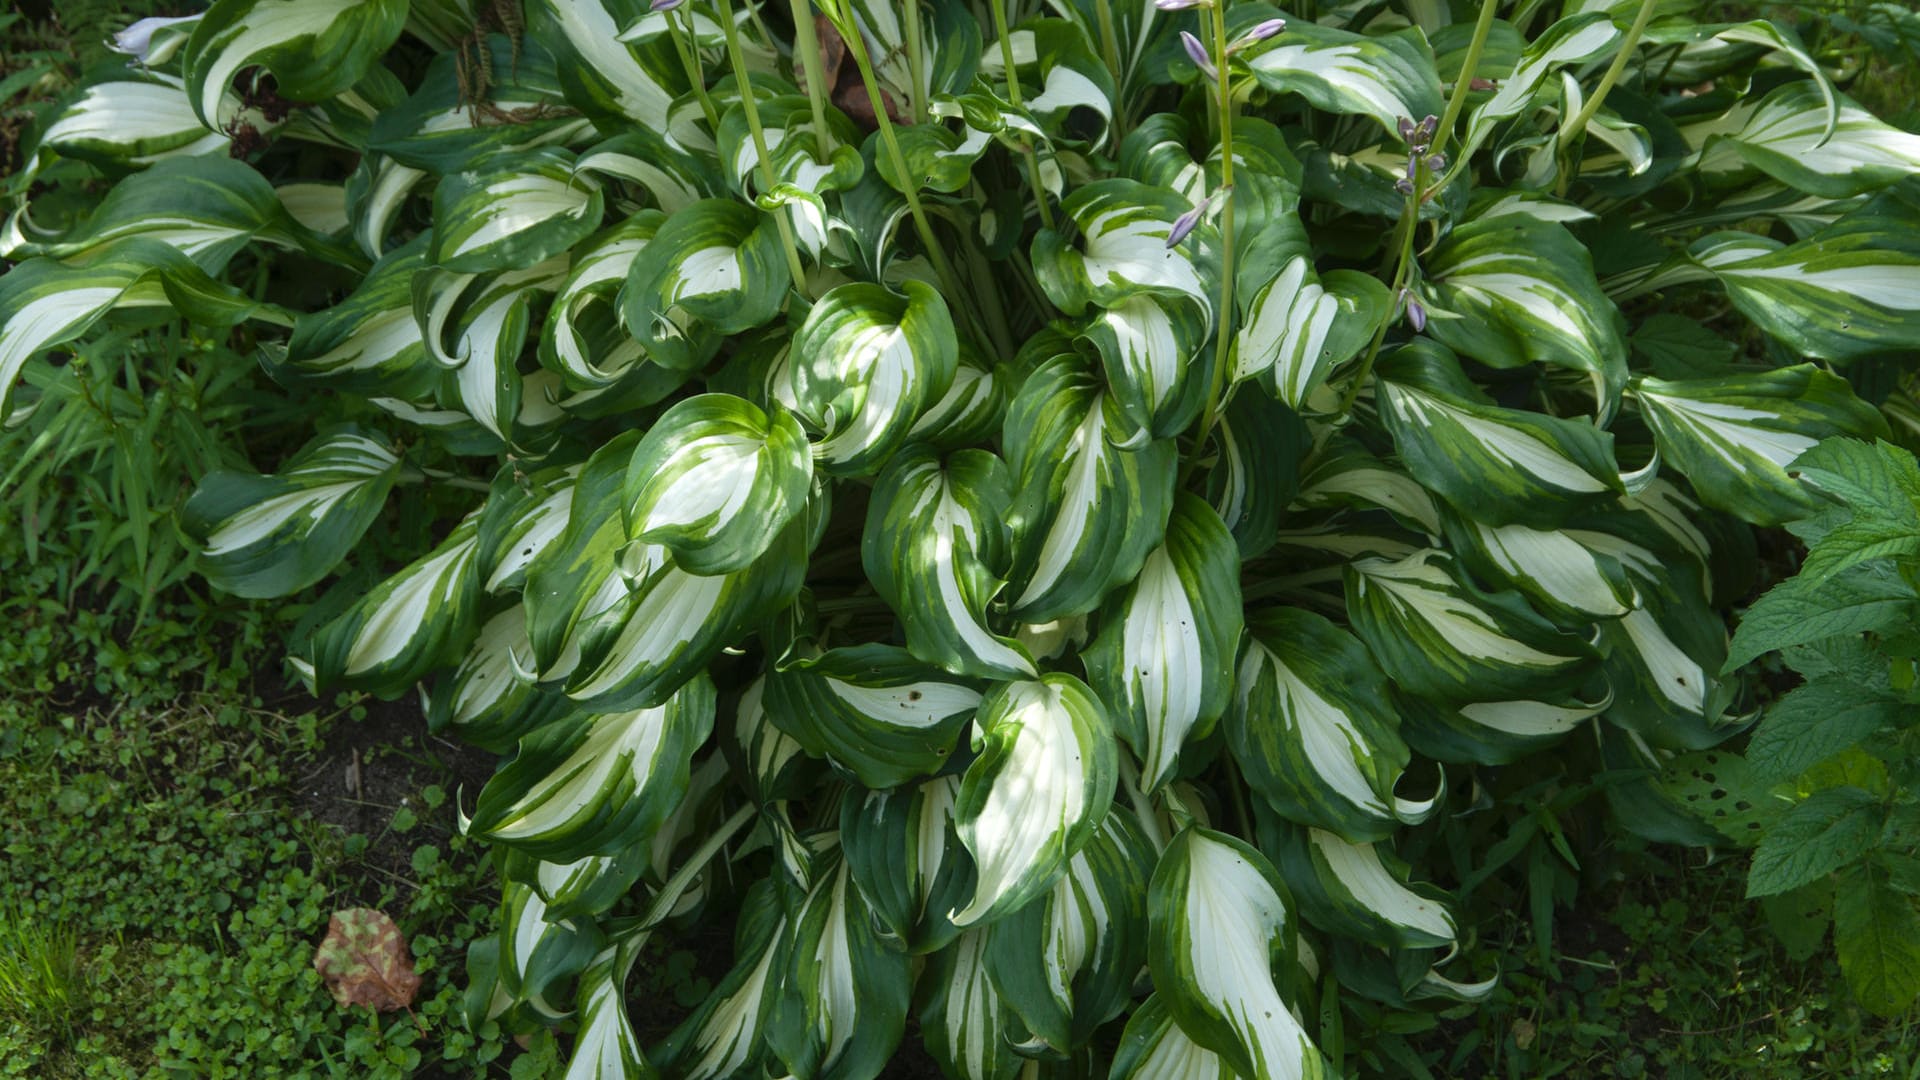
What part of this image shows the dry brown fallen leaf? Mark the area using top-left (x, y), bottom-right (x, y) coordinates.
top-left (313, 908), bottom-right (422, 1012)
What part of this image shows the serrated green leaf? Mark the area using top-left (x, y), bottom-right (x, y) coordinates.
top-left (1748, 786), bottom-right (1882, 898)
top-left (1749, 679), bottom-right (1909, 782)
top-left (1725, 565), bottom-right (1917, 671)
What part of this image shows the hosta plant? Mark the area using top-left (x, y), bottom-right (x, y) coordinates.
top-left (7, 0), bottom-right (1920, 1074)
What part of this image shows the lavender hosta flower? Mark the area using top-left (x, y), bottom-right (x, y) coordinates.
top-left (651, 0), bottom-right (686, 10)
top-left (107, 14), bottom-right (202, 64)
top-left (1180, 31), bottom-right (1219, 83)
top-left (1154, 0), bottom-right (1209, 10)
top-left (1230, 18), bottom-right (1286, 51)
top-left (1165, 188), bottom-right (1223, 249)
top-left (1403, 290), bottom-right (1427, 332)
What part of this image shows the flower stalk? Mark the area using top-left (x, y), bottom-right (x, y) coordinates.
top-left (990, 0), bottom-right (1057, 232)
top-left (715, 0), bottom-right (812, 293)
top-left (788, 0), bottom-right (835, 159)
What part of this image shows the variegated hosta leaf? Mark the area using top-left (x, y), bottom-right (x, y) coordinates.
top-left (539, 214), bottom-right (665, 388)
top-left (1458, 12), bottom-right (1620, 158)
top-left (1148, 828), bottom-right (1323, 1080)
top-left (369, 34), bottom-right (591, 175)
top-left (766, 644), bottom-right (982, 789)
top-left (530, 0), bottom-right (682, 125)
top-left (622, 394), bottom-right (813, 575)
top-left (862, 449), bottom-right (1036, 681)
top-left (563, 522), bottom-right (810, 710)
top-left (1398, 692), bottom-right (1609, 767)
top-left (7, 155), bottom-right (333, 272)
top-left (919, 929), bottom-right (1020, 1080)
top-left (431, 148), bottom-right (604, 274)
top-left (984, 809), bottom-right (1153, 1055)
top-left (718, 96), bottom-right (863, 252)
top-left (580, 127), bottom-right (725, 218)
top-left (564, 947), bottom-right (649, 1080)
top-left (412, 261), bottom-right (561, 443)
top-left (1689, 81), bottom-right (1920, 199)
top-left (766, 858), bottom-right (913, 1080)
top-left (828, 0), bottom-right (983, 119)
top-left (28, 73), bottom-right (231, 175)
top-left (842, 777), bottom-right (976, 955)
top-left (468, 675), bottom-right (716, 860)
top-left (346, 154), bottom-right (428, 258)
top-left (1237, 247), bottom-right (1391, 409)
top-left (1032, 179), bottom-right (1217, 318)
top-left (655, 879), bottom-right (786, 1080)
top-left (1443, 512), bottom-right (1635, 621)
top-left (495, 880), bottom-right (606, 1021)
top-left (0, 242), bottom-right (271, 428)
top-left (1602, 589), bottom-right (1739, 748)
top-left (479, 464), bottom-right (580, 598)
top-left (1228, 607), bottom-right (1410, 842)
top-left (183, 0), bottom-right (409, 127)
top-left (1003, 354), bottom-right (1177, 621)
top-left (788, 280), bottom-right (959, 476)
top-left (621, 198), bottom-right (792, 371)
top-left (272, 234), bottom-right (436, 394)
top-left (1111, 994), bottom-right (1239, 1080)
top-left (308, 512), bottom-right (483, 696)
top-left (904, 344), bottom-right (1009, 451)
top-left (952, 674), bottom-right (1118, 926)
top-left (1375, 354), bottom-right (1624, 527)
top-left (1292, 437), bottom-right (1442, 537)
top-left (1273, 827), bottom-right (1456, 951)
top-left (1083, 293), bottom-right (1211, 440)
top-left (427, 606), bottom-right (571, 753)
top-left (1631, 365), bottom-right (1888, 526)
top-left (979, 19), bottom-right (1117, 149)
top-left (1085, 494), bottom-right (1243, 794)
top-left (1346, 549), bottom-right (1597, 703)
top-left (525, 433), bottom-right (641, 681)
top-left (520, 839), bottom-right (653, 925)
top-left (1416, 214), bottom-right (1630, 407)
top-left (1242, 21), bottom-right (1444, 137)
top-left (182, 427), bottom-right (400, 598)
top-left (1205, 389), bottom-right (1311, 559)
top-left (1702, 184), bottom-right (1920, 361)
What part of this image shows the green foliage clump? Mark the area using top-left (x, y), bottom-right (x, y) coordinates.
top-left (7, 0), bottom-right (1920, 1076)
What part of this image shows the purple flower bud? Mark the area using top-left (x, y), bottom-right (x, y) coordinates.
top-left (1425, 153), bottom-right (1446, 173)
top-left (1234, 17), bottom-right (1286, 47)
top-left (1154, 0), bottom-right (1208, 10)
top-left (107, 14), bottom-right (201, 62)
top-left (1404, 290), bottom-right (1427, 332)
top-left (1394, 177), bottom-right (1415, 196)
top-left (1181, 31), bottom-right (1219, 83)
top-left (1166, 190), bottom-right (1216, 248)
top-left (651, 0), bottom-right (686, 11)
top-left (1419, 114), bottom-right (1439, 138)
top-left (1397, 116), bottom-right (1416, 142)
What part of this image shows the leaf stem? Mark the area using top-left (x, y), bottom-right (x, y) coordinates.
top-left (1557, 0), bottom-right (1658, 196)
top-left (902, 0), bottom-right (929, 124)
top-left (1335, 177), bottom-right (1422, 419)
top-left (1178, 3), bottom-right (1237, 488)
top-left (838, 9), bottom-right (978, 334)
top-left (1092, 0), bottom-right (1124, 114)
top-left (716, 0), bottom-right (812, 293)
top-left (667, 8), bottom-right (722, 131)
top-left (788, 0), bottom-right (834, 159)
top-left (989, 0), bottom-right (1057, 232)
